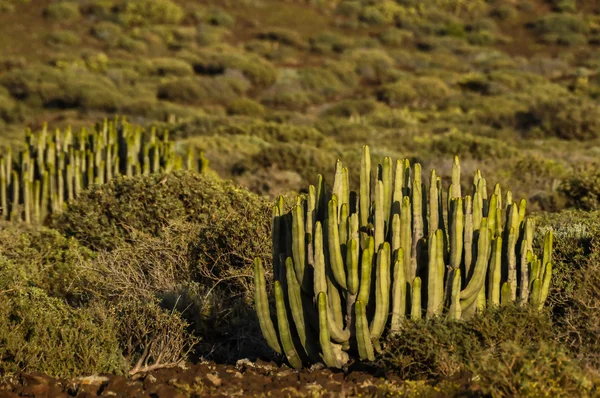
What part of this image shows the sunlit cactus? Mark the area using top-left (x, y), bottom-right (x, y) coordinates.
top-left (0, 117), bottom-right (208, 223)
top-left (254, 146), bottom-right (553, 368)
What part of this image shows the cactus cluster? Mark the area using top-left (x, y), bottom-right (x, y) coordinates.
top-left (0, 118), bottom-right (208, 223)
top-left (254, 146), bottom-right (553, 368)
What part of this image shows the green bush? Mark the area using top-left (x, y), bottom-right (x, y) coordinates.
top-left (226, 97), bottom-right (265, 117)
top-left (116, 0), bottom-right (184, 26)
top-left (157, 76), bottom-right (248, 105)
top-left (310, 32), bottom-right (353, 54)
top-left (347, 48), bottom-right (396, 83)
top-left (0, 288), bottom-right (126, 377)
top-left (91, 21), bottom-right (124, 45)
top-left (151, 57), bottom-right (194, 77)
top-left (216, 121), bottom-right (331, 147)
top-left (532, 13), bottom-right (589, 45)
top-left (523, 96), bottom-right (600, 140)
top-left (475, 341), bottom-right (596, 397)
top-left (536, 211), bottom-right (600, 368)
top-left (0, 65), bottom-right (126, 112)
top-left (260, 81), bottom-right (313, 111)
top-left (257, 28), bottom-right (308, 49)
top-left (379, 306), bottom-right (556, 380)
top-left (298, 67), bottom-right (353, 100)
top-left (558, 167), bottom-right (600, 210)
top-left (0, 226), bottom-right (96, 302)
top-left (45, 30), bottom-right (81, 46)
top-left (321, 99), bottom-right (379, 118)
top-left (241, 142), bottom-right (338, 188)
top-left (378, 76), bottom-right (451, 108)
top-left (115, 297), bottom-right (197, 372)
top-left (52, 172), bottom-right (272, 270)
top-left (186, 48), bottom-right (278, 89)
top-left (43, 1), bottom-right (80, 21)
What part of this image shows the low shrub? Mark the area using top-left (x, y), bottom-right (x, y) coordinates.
top-left (558, 166), bottom-right (600, 210)
top-left (91, 21), bottom-right (124, 45)
top-left (378, 76), bottom-right (451, 108)
top-left (43, 1), bottom-right (80, 22)
top-left (379, 306), bottom-right (555, 380)
top-left (151, 58), bottom-right (194, 77)
top-left (157, 76), bottom-right (248, 105)
top-left (321, 99), bottom-right (379, 118)
top-left (257, 28), bottom-right (308, 49)
top-left (531, 13), bottom-right (589, 45)
top-left (226, 97), bottom-right (265, 117)
top-left (116, 0), bottom-right (184, 27)
top-left (238, 142), bottom-right (338, 189)
top-left (45, 30), bottom-right (81, 46)
top-left (0, 288), bottom-right (126, 377)
top-left (187, 48), bottom-right (278, 89)
top-left (522, 96), bottom-right (600, 140)
top-left (52, 171), bottom-right (272, 264)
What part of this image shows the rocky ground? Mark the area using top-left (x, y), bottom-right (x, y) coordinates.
top-left (0, 359), bottom-right (479, 397)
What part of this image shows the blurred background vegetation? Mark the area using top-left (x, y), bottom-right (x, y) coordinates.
top-left (0, 0), bottom-right (599, 209)
top-left (1, 0), bottom-right (600, 394)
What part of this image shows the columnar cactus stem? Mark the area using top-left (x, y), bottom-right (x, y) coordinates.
top-left (355, 299), bottom-right (374, 361)
top-left (257, 150), bottom-right (554, 368)
top-left (275, 281), bottom-right (303, 369)
top-left (370, 242), bottom-right (390, 339)
top-left (411, 163), bottom-right (423, 276)
top-left (253, 258), bottom-right (281, 354)
top-left (359, 146), bottom-right (370, 247)
top-left (390, 250), bottom-right (406, 332)
top-left (328, 197), bottom-right (347, 289)
top-left (410, 277), bottom-right (422, 320)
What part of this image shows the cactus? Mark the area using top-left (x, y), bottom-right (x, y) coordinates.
top-left (0, 117), bottom-right (206, 222)
top-left (254, 147), bottom-right (553, 368)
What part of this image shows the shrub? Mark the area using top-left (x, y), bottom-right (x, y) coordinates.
top-left (377, 27), bottom-right (414, 47)
top-left (226, 97), bottom-right (265, 117)
top-left (421, 129), bottom-right (519, 160)
top-left (240, 142), bottom-right (338, 188)
top-left (91, 220), bottom-right (269, 362)
top-left (116, 0), bottom-right (184, 26)
top-left (0, 288), bottom-right (126, 377)
top-left (532, 13), bottom-right (589, 45)
top-left (345, 48), bottom-right (395, 83)
top-left (91, 21), bottom-right (124, 45)
top-left (0, 65), bottom-right (126, 112)
top-left (522, 96), bottom-right (600, 140)
top-left (0, 225), bottom-right (96, 303)
top-left (187, 48), bottom-right (278, 89)
top-left (379, 306), bottom-right (556, 380)
top-left (45, 30), bottom-right (81, 46)
top-left (215, 121), bottom-right (331, 147)
top-left (43, 1), bottom-right (80, 21)
top-left (157, 76), bottom-right (247, 105)
top-left (558, 166), bottom-right (600, 210)
top-left (310, 32), bottom-right (353, 54)
top-left (151, 58), bottom-right (194, 77)
top-left (297, 67), bottom-right (352, 100)
top-left (536, 211), bottom-right (600, 369)
top-left (475, 341), bottom-right (596, 397)
top-left (115, 297), bottom-right (197, 373)
top-left (378, 76), bottom-right (451, 108)
top-left (52, 171), bottom-right (272, 268)
top-left (321, 99), bottom-right (379, 118)
top-left (260, 82), bottom-right (313, 111)
top-left (257, 28), bottom-right (308, 49)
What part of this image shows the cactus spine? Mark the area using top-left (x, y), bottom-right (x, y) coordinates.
top-left (254, 148), bottom-right (553, 368)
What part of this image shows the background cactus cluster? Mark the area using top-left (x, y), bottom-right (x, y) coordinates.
top-left (254, 146), bottom-right (553, 368)
top-left (0, 118), bottom-right (207, 223)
